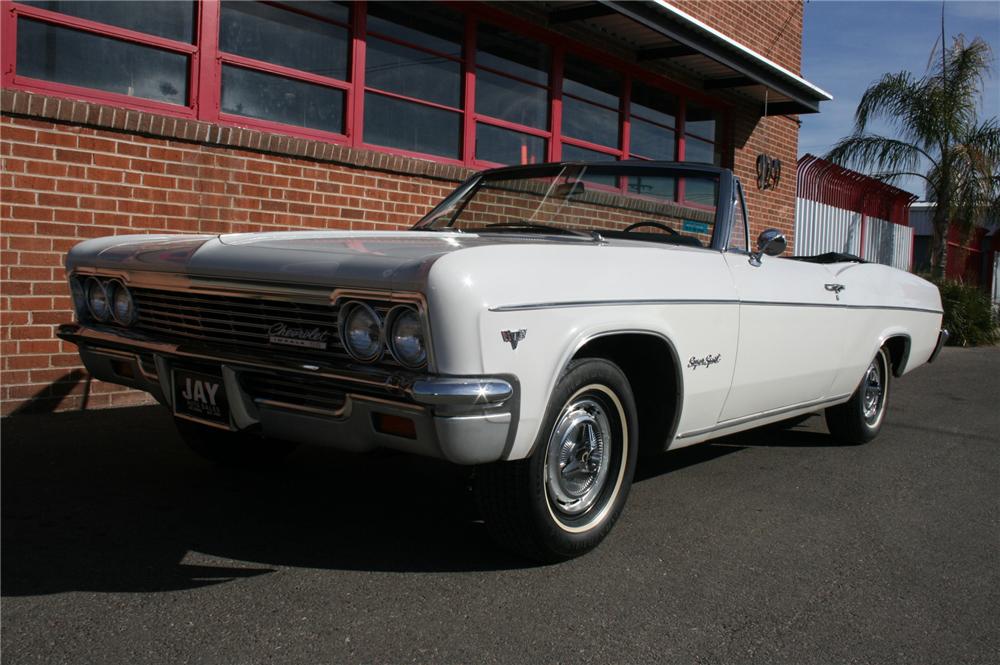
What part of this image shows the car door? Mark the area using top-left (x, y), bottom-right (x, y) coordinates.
top-left (718, 184), bottom-right (845, 422)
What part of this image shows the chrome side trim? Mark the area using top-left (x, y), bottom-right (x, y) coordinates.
top-left (676, 393), bottom-right (852, 439)
top-left (410, 378), bottom-right (513, 406)
top-left (490, 298), bottom-right (943, 315)
top-left (491, 299), bottom-right (737, 312)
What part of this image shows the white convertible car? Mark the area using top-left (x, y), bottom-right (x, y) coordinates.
top-left (59, 162), bottom-right (947, 561)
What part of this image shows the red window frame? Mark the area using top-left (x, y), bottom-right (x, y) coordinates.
top-left (0, 0), bottom-right (733, 203)
top-left (1, 0), bottom-right (202, 117)
top-left (214, 1), bottom-right (354, 143)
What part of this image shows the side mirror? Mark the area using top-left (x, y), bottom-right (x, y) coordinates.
top-left (749, 228), bottom-right (786, 266)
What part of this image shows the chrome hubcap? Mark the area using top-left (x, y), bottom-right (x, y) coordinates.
top-left (545, 397), bottom-right (612, 517)
top-left (862, 357), bottom-right (884, 424)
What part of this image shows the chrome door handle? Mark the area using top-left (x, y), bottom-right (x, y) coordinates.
top-left (825, 283), bottom-right (845, 300)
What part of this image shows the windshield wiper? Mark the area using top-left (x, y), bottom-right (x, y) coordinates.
top-left (480, 222), bottom-right (592, 239)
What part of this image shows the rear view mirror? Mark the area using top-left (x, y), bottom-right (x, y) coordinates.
top-left (749, 228), bottom-right (786, 266)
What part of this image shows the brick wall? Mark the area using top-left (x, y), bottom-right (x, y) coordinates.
top-left (1, 98), bottom-right (465, 416)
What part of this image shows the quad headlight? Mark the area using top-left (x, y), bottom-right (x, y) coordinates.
top-left (387, 305), bottom-right (427, 368)
top-left (75, 275), bottom-right (137, 327)
top-left (85, 277), bottom-right (111, 322)
top-left (339, 301), bottom-right (383, 362)
top-left (109, 281), bottom-right (137, 326)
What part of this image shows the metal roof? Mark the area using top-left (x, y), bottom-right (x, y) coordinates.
top-left (541, 1), bottom-right (832, 115)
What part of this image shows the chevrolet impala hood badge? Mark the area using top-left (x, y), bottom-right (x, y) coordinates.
top-left (268, 322), bottom-right (330, 350)
top-left (501, 329), bottom-right (527, 350)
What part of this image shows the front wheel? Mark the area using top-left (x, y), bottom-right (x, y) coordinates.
top-left (475, 358), bottom-right (638, 562)
top-left (825, 347), bottom-right (891, 444)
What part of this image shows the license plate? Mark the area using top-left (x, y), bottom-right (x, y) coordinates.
top-left (173, 368), bottom-right (230, 428)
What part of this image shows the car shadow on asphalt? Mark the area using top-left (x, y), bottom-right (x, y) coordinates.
top-left (2, 406), bottom-right (840, 596)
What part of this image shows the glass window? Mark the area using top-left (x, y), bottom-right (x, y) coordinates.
top-left (562, 96), bottom-right (619, 148)
top-left (366, 2), bottom-right (463, 56)
top-left (21, 1), bottom-right (196, 43)
top-left (685, 102), bottom-right (718, 141)
top-left (364, 93), bottom-right (460, 158)
top-left (563, 53), bottom-right (620, 108)
top-left (475, 69), bottom-right (548, 130)
top-left (221, 65), bottom-right (344, 133)
top-left (685, 178), bottom-right (719, 208)
top-left (476, 124), bottom-right (546, 165)
top-left (630, 117), bottom-right (675, 161)
top-left (220, 2), bottom-right (349, 80)
top-left (729, 185), bottom-right (748, 250)
top-left (561, 144), bottom-right (617, 186)
top-left (476, 22), bottom-right (549, 85)
top-left (628, 175), bottom-right (676, 201)
top-left (16, 18), bottom-right (189, 105)
top-left (684, 136), bottom-right (718, 165)
top-left (630, 81), bottom-right (676, 127)
top-left (365, 36), bottom-right (461, 108)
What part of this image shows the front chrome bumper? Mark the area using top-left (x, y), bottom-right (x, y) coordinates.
top-left (57, 323), bottom-right (518, 464)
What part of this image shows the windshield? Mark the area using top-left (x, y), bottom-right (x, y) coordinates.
top-left (416, 163), bottom-right (723, 248)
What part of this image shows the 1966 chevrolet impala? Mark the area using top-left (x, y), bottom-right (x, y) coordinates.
top-left (58, 162), bottom-right (948, 561)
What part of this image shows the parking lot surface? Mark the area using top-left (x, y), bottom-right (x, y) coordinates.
top-left (2, 347), bottom-right (998, 664)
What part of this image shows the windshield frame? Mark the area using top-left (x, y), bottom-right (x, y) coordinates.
top-left (412, 161), bottom-right (736, 251)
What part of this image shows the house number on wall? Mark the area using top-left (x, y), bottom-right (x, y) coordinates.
top-left (756, 154), bottom-right (782, 190)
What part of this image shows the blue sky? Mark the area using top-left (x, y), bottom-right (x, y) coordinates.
top-left (799, 0), bottom-right (1000, 198)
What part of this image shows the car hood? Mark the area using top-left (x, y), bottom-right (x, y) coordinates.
top-left (67, 230), bottom-right (614, 291)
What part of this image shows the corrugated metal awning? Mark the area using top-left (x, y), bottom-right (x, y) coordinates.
top-left (542, 1), bottom-right (832, 115)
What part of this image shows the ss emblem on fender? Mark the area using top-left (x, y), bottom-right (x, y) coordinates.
top-left (501, 329), bottom-right (527, 350)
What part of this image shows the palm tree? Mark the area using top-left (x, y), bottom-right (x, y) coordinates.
top-left (826, 35), bottom-right (1000, 277)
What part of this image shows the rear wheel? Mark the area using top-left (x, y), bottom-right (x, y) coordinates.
top-left (825, 347), bottom-right (891, 444)
top-left (174, 418), bottom-right (298, 467)
top-left (475, 359), bottom-right (638, 562)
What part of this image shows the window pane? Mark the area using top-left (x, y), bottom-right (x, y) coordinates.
top-left (220, 1), bottom-right (349, 80)
top-left (685, 178), bottom-right (719, 208)
top-left (685, 102), bottom-right (718, 141)
top-left (475, 70), bottom-right (547, 129)
top-left (17, 18), bottom-right (188, 105)
top-left (364, 93), bottom-right (460, 158)
top-left (630, 80), bottom-right (676, 127)
top-left (627, 175), bottom-right (676, 201)
top-left (684, 136), bottom-right (719, 165)
top-left (562, 97), bottom-right (619, 148)
top-left (729, 190), bottom-right (748, 250)
top-left (563, 53), bottom-right (619, 108)
top-left (629, 117), bottom-right (675, 160)
top-left (561, 144), bottom-right (617, 186)
top-left (476, 124), bottom-right (546, 165)
top-left (21, 1), bottom-right (195, 42)
top-left (366, 37), bottom-right (461, 108)
top-left (366, 1), bottom-right (462, 56)
top-left (222, 65), bottom-right (344, 133)
top-left (477, 21), bottom-right (548, 85)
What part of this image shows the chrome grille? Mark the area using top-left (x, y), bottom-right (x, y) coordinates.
top-left (131, 288), bottom-right (399, 366)
top-left (240, 372), bottom-right (348, 414)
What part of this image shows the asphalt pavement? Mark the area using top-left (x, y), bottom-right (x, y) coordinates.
top-left (2, 347), bottom-right (998, 664)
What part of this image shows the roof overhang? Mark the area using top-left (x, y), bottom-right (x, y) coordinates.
top-left (542, 1), bottom-right (832, 115)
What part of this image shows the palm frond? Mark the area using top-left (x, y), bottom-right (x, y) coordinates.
top-left (825, 135), bottom-right (931, 180)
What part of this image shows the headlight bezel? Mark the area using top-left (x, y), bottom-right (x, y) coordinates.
top-left (338, 300), bottom-right (385, 363)
top-left (386, 304), bottom-right (428, 369)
